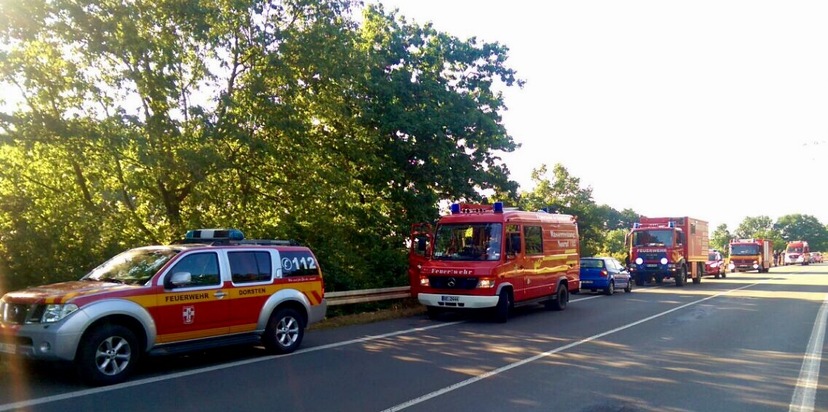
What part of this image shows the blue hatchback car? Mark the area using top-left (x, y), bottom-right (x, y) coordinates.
top-left (579, 257), bottom-right (632, 295)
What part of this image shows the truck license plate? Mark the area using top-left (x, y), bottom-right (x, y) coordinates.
top-left (441, 295), bottom-right (459, 302)
top-left (646, 264), bottom-right (658, 268)
top-left (0, 343), bottom-right (15, 355)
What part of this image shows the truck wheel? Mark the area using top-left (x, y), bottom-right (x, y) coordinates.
top-left (263, 308), bottom-right (305, 354)
top-left (604, 281), bottom-right (615, 296)
top-left (494, 290), bottom-right (512, 322)
top-left (675, 267), bottom-right (686, 287)
top-left (76, 324), bottom-right (139, 386)
top-left (635, 274), bottom-right (645, 286)
top-left (547, 283), bottom-right (569, 311)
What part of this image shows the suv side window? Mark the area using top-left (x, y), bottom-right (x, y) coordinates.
top-left (229, 251), bottom-right (273, 283)
top-left (166, 252), bottom-right (220, 289)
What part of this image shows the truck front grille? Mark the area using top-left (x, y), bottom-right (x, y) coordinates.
top-left (428, 277), bottom-right (479, 290)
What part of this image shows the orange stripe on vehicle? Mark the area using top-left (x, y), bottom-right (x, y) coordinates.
top-left (156, 327), bottom-right (229, 343)
top-left (125, 295), bottom-right (158, 307)
top-left (229, 323), bottom-right (259, 334)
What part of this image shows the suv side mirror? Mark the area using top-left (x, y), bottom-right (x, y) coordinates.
top-left (170, 271), bottom-right (192, 287)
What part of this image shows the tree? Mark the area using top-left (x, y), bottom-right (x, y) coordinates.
top-left (518, 164), bottom-right (603, 256)
top-left (710, 224), bottom-right (732, 256)
top-left (595, 228), bottom-right (629, 262)
top-left (775, 214), bottom-right (828, 252)
top-left (732, 215), bottom-right (784, 253)
top-left (0, 1), bottom-right (525, 291)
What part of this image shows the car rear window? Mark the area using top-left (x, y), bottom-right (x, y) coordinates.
top-left (580, 259), bottom-right (605, 269)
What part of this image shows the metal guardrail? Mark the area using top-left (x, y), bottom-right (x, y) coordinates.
top-left (326, 286), bottom-right (412, 306)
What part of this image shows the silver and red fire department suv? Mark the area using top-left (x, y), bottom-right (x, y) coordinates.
top-left (0, 229), bottom-right (327, 386)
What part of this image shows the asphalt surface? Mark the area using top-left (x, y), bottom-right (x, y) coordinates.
top-left (2, 263), bottom-right (827, 412)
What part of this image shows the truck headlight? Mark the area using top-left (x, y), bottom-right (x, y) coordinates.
top-left (660, 258), bottom-right (668, 265)
top-left (635, 257), bottom-right (643, 265)
top-left (477, 278), bottom-right (496, 288)
top-left (41, 304), bottom-right (78, 323)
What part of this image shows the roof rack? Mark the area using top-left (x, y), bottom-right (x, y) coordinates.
top-left (174, 228), bottom-right (299, 246)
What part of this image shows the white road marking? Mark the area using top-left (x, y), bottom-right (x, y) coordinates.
top-left (789, 293), bottom-right (828, 412)
top-left (381, 282), bottom-right (761, 412)
top-left (0, 295), bottom-right (601, 411)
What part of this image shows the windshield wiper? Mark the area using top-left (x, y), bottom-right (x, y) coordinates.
top-left (97, 277), bottom-right (124, 284)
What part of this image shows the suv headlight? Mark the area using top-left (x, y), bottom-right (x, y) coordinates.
top-left (42, 304), bottom-right (79, 323)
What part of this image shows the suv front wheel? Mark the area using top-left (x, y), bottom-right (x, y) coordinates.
top-left (263, 308), bottom-right (305, 354)
top-left (76, 324), bottom-right (139, 386)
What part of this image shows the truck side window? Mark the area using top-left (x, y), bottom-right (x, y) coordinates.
top-left (413, 235), bottom-right (430, 256)
top-left (524, 226), bottom-right (543, 255)
top-left (505, 224), bottom-right (521, 257)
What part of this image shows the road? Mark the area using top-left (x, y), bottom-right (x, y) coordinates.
top-left (2, 264), bottom-right (827, 412)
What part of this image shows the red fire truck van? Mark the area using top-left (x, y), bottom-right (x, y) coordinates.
top-left (627, 216), bottom-right (709, 286)
top-left (408, 202), bottom-right (580, 323)
top-left (727, 238), bottom-right (772, 273)
top-left (784, 240), bottom-right (811, 265)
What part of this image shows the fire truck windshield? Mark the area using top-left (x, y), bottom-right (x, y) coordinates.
top-left (82, 247), bottom-right (179, 285)
top-left (632, 229), bottom-right (673, 247)
top-left (787, 246), bottom-right (804, 253)
top-left (433, 223), bottom-right (503, 261)
top-left (731, 244), bottom-right (760, 256)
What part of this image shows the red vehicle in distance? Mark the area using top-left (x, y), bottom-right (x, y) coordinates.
top-left (705, 249), bottom-right (726, 278)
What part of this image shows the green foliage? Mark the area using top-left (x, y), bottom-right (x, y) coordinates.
top-left (710, 224), bottom-right (732, 255)
top-left (0, 0), bottom-right (522, 291)
top-left (733, 215), bottom-right (785, 253)
top-left (2, 1), bottom-right (826, 295)
top-left (595, 228), bottom-right (628, 261)
top-left (518, 163), bottom-right (633, 257)
top-left (775, 214), bottom-right (828, 252)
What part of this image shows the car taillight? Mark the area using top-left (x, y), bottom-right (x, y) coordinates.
top-left (601, 270), bottom-right (608, 278)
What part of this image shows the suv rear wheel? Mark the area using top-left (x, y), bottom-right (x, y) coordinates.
top-left (263, 308), bottom-right (305, 354)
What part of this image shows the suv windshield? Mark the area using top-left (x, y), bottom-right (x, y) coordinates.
top-left (433, 223), bottom-right (502, 261)
top-left (82, 247), bottom-right (180, 286)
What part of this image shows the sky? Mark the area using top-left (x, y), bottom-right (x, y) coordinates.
top-left (371, 0), bottom-right (828, 231)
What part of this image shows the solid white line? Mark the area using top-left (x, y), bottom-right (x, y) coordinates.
top-left (0, 321), bottom-right (464, 412)
top-left (381, 282), bottom-right (760, 412)
top-left (789, 293), bottom-right (828, 412)
top-left (0, 294), bottom-right (611, 411)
